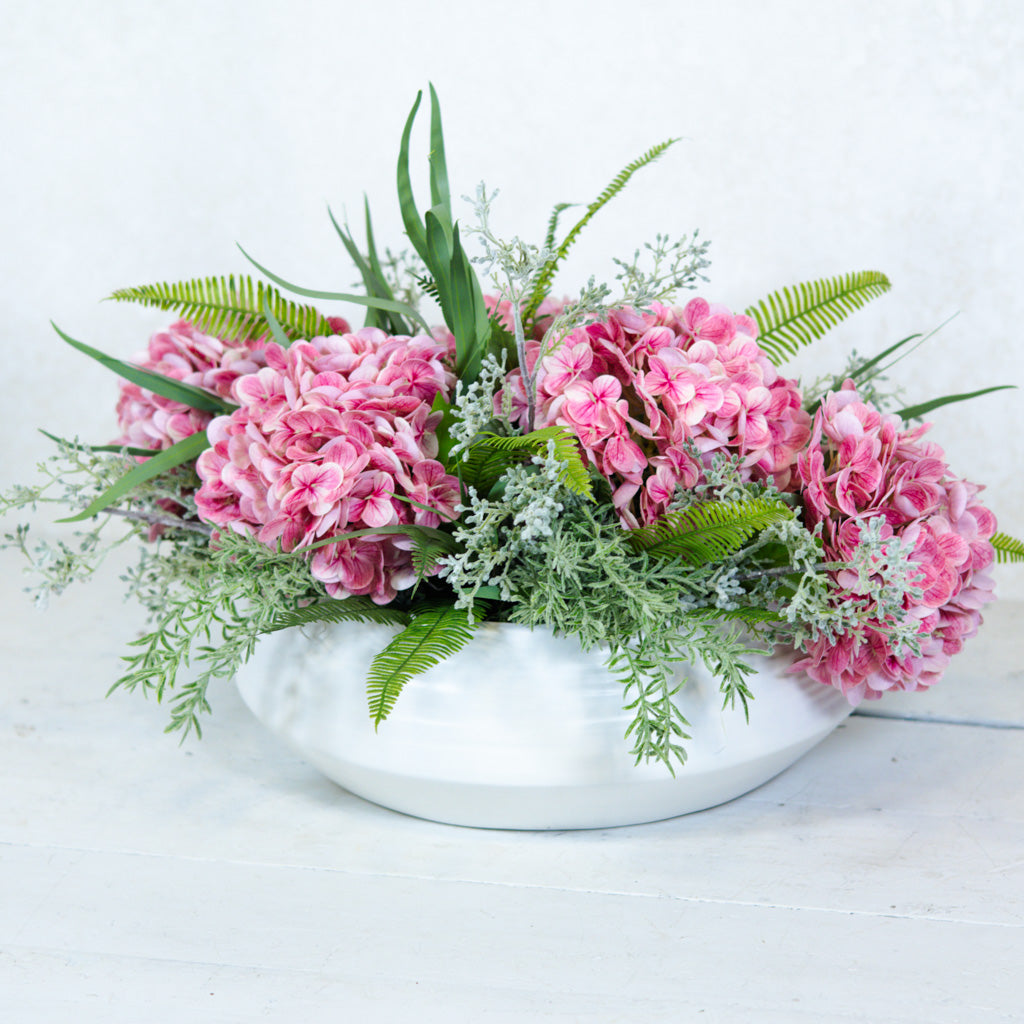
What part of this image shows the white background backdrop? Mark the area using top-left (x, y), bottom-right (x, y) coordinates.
top-left (2, 0), bottom-right (1022, 596)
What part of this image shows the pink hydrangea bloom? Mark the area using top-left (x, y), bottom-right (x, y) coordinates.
top-left (194, 326), bottom-right (459, 605)
top-left (793, 381), bottom-right (997, 704)
top-left (498, 298), bottom-right (810, 527)
top-left (114, 317), bottom-right (353, 450)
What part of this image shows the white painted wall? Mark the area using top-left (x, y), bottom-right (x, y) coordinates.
top-left (3, 0), bottom-right (1022, 595)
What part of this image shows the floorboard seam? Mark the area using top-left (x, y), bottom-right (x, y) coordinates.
top-left (1, 840), bottom-right (1021, 929)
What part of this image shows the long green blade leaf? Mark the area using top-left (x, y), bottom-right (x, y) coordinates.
top-left (57, 431), bottom-right (210, 523)
top-left (41, 430), bottom-right (158, 459)
top-left (896, 386), bottom-right (1015, 422)
top-left (449, 226), bottom-right (490, 385)
top-left (327, 206), bottom-right (385, 330)
top-left (40, 429), bottom-right (160, 458)
top-left (237, 246), bottom-right (430, 332)
top-left (397, 90), bottom-right (428, 263)
top-left (53, 323), bottom-right (233, 414)
top-left (427, 83), bottom-right (450, 210)
top-left (260, 294), bottom-right (291, 348)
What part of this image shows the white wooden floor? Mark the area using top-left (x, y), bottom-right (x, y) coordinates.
top-left (2, 546), bottom-right (1022, 1023)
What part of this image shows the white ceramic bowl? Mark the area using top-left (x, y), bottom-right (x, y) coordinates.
top-left (235, 621), bottom-right (852, 829)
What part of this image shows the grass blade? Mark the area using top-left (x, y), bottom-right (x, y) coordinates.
top-left (57, 431), bottom-right (210, 523)
top-left (52, 322), bottom-right (233, 414)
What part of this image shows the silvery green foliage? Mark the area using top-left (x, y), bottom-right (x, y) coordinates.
top-left (465, 183), bottom-right (554, 428)
top-left (379, 247), bottom-right (429, 312)
top-left (611, 230), bottom-right (711, 310)
top-left (499, 498), bottom-right (760, 770)
top-left (447, 351), bottom-right (510, 456)
top-left (0, 440), bottom-right (204, 609)
top-left (465, 183), bottom-right (555, 295)
top-left (438, 441), bottom-right (569, 609)
top-left (784, 516), bottom-right (925, 657)
top-left (804, 347), bottom-right (905, 412)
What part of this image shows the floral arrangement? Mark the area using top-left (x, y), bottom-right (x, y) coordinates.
top-left (4, 87), bottom-right (1021, 770)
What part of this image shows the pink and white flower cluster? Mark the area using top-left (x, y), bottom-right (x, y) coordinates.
top-left (793, 381), bottom-right (997, 703)
top-left (500, 298), bottom-right (811, 527)
top-left (194, 326), bottom-right (459, 604)
top-left (115, 319), bottom-right (272, 451)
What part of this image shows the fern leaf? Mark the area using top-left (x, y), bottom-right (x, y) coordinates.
top-left (109, 275), bottom-right (334, 343)
top-left (629, 498), bottom-right (795, 565)
top-left (744, 271), bottom-right (891, 365)
top-left (992, 532), bottom-right (1024, 564)
top-left (366, 605), bottom-right (481, 727)
top-left (266, 597), bottom-right (410, 633)
top-left (522, 140), bottom-right (678, 323)
top-left (541, 202), bottom-right (574, 256)
top-left (456, 427), bottom-right (593, 499)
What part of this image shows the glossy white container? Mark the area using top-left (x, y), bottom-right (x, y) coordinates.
top-left (235, 621), bottom-right (853, 829)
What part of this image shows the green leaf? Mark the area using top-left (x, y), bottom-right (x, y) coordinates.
top-left (448, 225), bottom-right (491, 383)
top-left (629, 498), bottom-right (795, 565)
top-left (430, 390), bottom-right (458, 467)
top-left (541, 202), bottom-right (574, 255)
top-left (896, 386), bottom-right (1015, 422)
top-left (327, 206), bottom-right (385, 331)
top-left (39, 429), bottom-right (159, 459)
top-left (266, 597), bottom-right (410, 633)
top-left (428, 83), bottom-right (451, 211)
top-left (327, 203), bottom-right (412, 335)
top-left (53, 322), bottom-right (233, 415)
top-left (260, 294), bottom-right (291, 348)
top-left (992, 532), bottom-right (1024, 564)
top-left (107, 275), bottom-right (333, 343)
top-left (424, 207), bottom-right (454, 314)
top-left (57, 431), bottom-right (210, 523)
top-left (237, 246), bottom-right (430, 334)
top-left (522, 139), bottom-right (679, 324)
top-left (366, 604), bottom-right (481, 727)
top-left (744, 270), bottom-right (892, 365)
top-left (397, 90), bottom-right (428, 263)
top-left (806, 332), bottom-right (923, 414)
top-left (456, 427), bottom-right (593, 500)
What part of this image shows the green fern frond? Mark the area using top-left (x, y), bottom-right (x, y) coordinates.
top-left (744, 271), bottom-right (891, 366)
top-left (456, 427), bottom-right (593, 499)
top-left (629, 498), bottom-right (795, 565)
top-left (266, 597), bottom-right (410, 633)
top-left (541, 202), bottom-right (574, 256)
top-left (109, 276), bottom-right (334, 343)
top-left (366, 604), bottom-right (481, 727)
top-left (992, 532), bottom-right (1024, 564)
top-left (522, 140), bottom-right (678, 323)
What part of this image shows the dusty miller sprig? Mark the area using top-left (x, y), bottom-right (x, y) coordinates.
top-left (438, 440), bottom-right (569, 609)
top-left (447, 350), bottom-right (511, 456)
